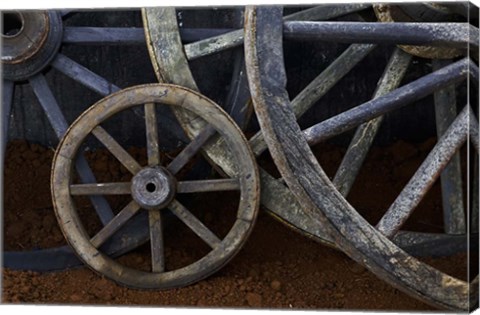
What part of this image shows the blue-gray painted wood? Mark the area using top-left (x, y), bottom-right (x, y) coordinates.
top-left (433, 59), bottom-right (465, 235)
top-left (29, 74), bottom-right (115, 225)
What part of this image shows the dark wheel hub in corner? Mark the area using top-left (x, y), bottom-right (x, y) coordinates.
top-left (131, 166), bottom-right (176, 210)
top-left (1, 10), bottom-right (63, 81)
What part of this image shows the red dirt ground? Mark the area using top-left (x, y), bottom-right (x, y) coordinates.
top-left (1, 138), bottom-right (474, 310)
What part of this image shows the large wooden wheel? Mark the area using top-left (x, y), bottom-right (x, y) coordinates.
top-left (145, 4), bottom-right (479, 257)
top-left (244, 5), bottom-right (478, 310)
top-left (51, 84), bottom-right (259, 288)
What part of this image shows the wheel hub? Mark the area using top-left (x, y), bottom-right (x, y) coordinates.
top-left (131, 166), bottom-right (176, 210)
top-left (1, 10), bottom-right (63, 81)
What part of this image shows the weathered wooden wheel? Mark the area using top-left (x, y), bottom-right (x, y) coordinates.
top-left (51, 84), bottom-right (259, 288)
top-left (144, 4), bottom-right (479, 257)
top-left (1, 9), bottom-right (157, 271)
top-left (143, 4), bottom-right (369, 250)
top-left (244, 5), bottom-right (478, 310)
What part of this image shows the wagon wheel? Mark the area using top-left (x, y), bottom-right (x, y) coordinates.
top-left (244, 5), bottom-right (478, 310)
top-left (143, 4), bottom-right (372, 249)
top-left (2, 9), bottom-right (155, 271)
top-left (144, 4), bottom-right (478, 256)
top-left (51, 84), bottom-right (259, 288)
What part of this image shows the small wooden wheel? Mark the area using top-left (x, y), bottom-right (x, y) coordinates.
top-left (51, 84), bottom-right (259, 289)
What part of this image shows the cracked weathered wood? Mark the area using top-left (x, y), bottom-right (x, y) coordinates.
top-left (63, 27), bottom-right (146, 45)
top-left (333, 48), bottom-right (412, 196)
top-left (303, 58), bottom-right (470, 146)
top-left (244, 6), bottom-right (472, 311)
top-left (51, 84), bottom-right (259, 289)
top-left (177, 179), bottom-right (240, 193)
top-left (52, 54), bottom-right (121, 96)
top-left (376, 106), bottom-right (469, 238)
top-left (433, 59), bottom-right (465, 235)
top-left (92, 126), bottom-right (142, 175)
top-left (143, 6), bottom-right (480, 257)
top-left (70, 182), bottom-right (131, 195)
top-left (142, 7), bottom-right (333, 246)
top-left (90, 200), bottom-right (141, 248)
top-left (149, 210), bottom-right (165, 272)
top-left (29, 73), bottom-right (115, 225)
top-left (283, 21), bottom-right (478, 50)
top-left (249, 42), bottom-right (376, 156)
top-left (183, 4), bottom-right (372, 61)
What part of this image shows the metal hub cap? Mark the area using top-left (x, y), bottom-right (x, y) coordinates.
top-left (131, 166), bottom-right (176, 210)
top-left (1, 10), bottom-right (63, 81)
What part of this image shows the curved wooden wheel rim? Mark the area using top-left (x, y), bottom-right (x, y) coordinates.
top-left (2, 9), bottom-right (154, 271)
top-left (143, 5), bottom-right (478, 258)
top-left (244, 6), bottom-right (476, 310)
top-left (142, 6), bottom-right (363, 250)
top-left (51, 84), bottom-right (260, 289)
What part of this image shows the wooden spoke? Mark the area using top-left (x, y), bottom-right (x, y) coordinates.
top-left (2, 80), bottom-right (14, 156)
top-left (63, 27), bottom-right (146, 45)
top-left (30, 74), bottom-right (115, 225)
top-left (63, 26), bottom-right (234, 45)
top-left (469, 106), bottom-right (480, 152)
top-left (51, 83), bottom-right (260, 289)
top-left (168, 199), bottom-right (221, 249)
top-left (432, 59), bottom-right (465, 235)
top-left (184, 4), bottom-right (371, 61)
top-left (92, 126), bottom-right (142, 175)
top-left (470, 61), bottom-right (479, 84)
top-left (283, 22), bottom-right (477, 49)
top-left (333, 48), bottom-right (412, 196)
top-left (244, 6), bottom-right (473, 310)
top-left (52, 54), bottom-right (121, 97)
top-left (29, 74), bottom-right (70, 138)
top-left (302, 58), bottom-right (470, 146)
top-left (250, 43), bottom-right (377, 155)
top-left (177, 179), bottom-right (240, 193)
top-left (149, 211), bottom-right (165, 272)
top-left (70, 182), bottom-right (131, 195)
top-left (166, 125), bottom-right (217, 175)
top-left (91, 200), bottom-right (141, 248)
top-left (145, 103), bottom-right (160, 166)
top-left (376, 107), bottom-right (469, 238)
